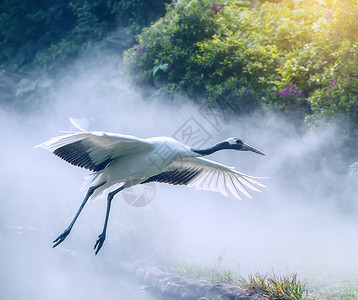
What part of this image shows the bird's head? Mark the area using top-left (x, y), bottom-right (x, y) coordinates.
top-left (223, 138), bottom-right (266, 155)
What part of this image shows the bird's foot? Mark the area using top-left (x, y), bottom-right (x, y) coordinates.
top-left (93, 233), bottom-right (106, 255)
top-left (53, 228), bottom-right (71, 248)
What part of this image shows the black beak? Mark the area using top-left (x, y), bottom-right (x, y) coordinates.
top-left (242, 142), bottom-right (266, 156)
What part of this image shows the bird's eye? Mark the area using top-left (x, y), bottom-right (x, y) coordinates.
top-left (236, 139), bottom-right (242, 144)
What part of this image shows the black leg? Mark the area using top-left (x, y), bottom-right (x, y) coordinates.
top-left (52, 181), bottom-right (107, 248)
top-left (93, 186), bottom-right (124, 255)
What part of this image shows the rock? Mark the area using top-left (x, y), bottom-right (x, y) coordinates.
top-left (117, 262), bottom-right (263, 300)
top-left (160, 276), bottom-right (212, 299)
top-left (205, 283), bottom-right (243, 299)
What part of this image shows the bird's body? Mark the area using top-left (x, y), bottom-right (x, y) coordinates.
top-left (88, 136), bottom-right (195, 195)
top-left (36, 118), bottom-right (265, 254)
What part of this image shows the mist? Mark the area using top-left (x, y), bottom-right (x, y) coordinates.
top-left (1, 45), bottom-right (357, 299)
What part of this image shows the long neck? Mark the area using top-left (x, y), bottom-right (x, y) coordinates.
top-left (190, 143), bottom-right (225, 156)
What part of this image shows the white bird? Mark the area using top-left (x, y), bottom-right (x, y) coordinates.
top-left (36, 118), bottom-right (266, 254)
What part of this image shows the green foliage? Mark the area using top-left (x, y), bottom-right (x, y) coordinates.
top-left (0, 0), bottom-right (169, 67)
top-left (124, 0), bottom-right (358, 137)
top-left (124, 0), bottom-right (254, 109)
top-left (277, 1), bottom-right (358, 138)
top-left (124, 0), bottom-right (224, 93)
top-left (305, 44), bottom-right (358, 139)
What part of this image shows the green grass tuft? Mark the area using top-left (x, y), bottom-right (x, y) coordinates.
top-left (169, 262), bottom-right (309, 299)
top-left (239, 273), bottom-right (306, 299)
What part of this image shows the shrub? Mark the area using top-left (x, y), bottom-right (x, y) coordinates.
top-left (124, 0), bottom-right (224, 92)
top-left (124, 0), bottom-right (358, 135)
top-left (278, 1), bottom-right (358, 137)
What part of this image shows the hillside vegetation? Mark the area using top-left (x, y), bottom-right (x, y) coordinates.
top-left (0, 0), bottom-right (169, 68)
top-left (124, 0), bottom-right (358, 142)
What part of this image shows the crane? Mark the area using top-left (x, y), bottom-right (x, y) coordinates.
top-left (36, 118), bottom-right (266, 254)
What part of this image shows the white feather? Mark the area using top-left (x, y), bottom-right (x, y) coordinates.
top-left (36, 119), bottom-right (267, 254)
top-left (167, 157), bottom-right (265, 200)
top-left (36, 119), bottom-right (265, 201)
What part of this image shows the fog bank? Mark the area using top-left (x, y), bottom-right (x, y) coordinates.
top-left (1, 47), bottom-right (357, 298)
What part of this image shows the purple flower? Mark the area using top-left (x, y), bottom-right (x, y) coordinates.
top-left (134, 63), bottom-right (139, 69)
top-left (276, 84), bottom-right (303, 97)
top-left (212, 4), bottom-right (220, 14)
top-left (221, 33), bottom-right (228, 39)
top-left (324, 11), bottom-right (331, 19)
top-left (244, 89), bottom-right (251, 96)
top-left (319, 104), bottom-right (323, 109)
top-left (282, 90), bottom-right (290, 97)
top-left (136, 46), bottom-right (146, 54)
top-left (330, 77), bottom-right (337, 85)
top-left (317, 116), bottom-right (322, 120)
top-left (169, 63), bottom-right (176, 69)
top-left (329, 31), bottom-right (333, 38)
top-left (212, 3), bottom-right (224, 14)
top-left (305, 107), bottom-right (310, 113)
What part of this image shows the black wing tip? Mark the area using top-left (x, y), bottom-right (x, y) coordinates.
top-left (142, 169), bottom-right (201, 186)
top-left (53, 141), bottom-right (112, 172)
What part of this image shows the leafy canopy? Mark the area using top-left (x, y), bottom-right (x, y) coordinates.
top-left (124, 0), bottom-right (358, 138)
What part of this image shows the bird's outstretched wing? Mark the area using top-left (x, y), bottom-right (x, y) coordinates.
top-left (143, 157), bottom-right (265, 200)
top-left (35, 119), bottom-right (153, 171)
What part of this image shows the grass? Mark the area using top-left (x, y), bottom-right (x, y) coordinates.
top-left (168, 263), bottom-right (358, 300)
top-left (168, 262), bottom-right (239, 284)
top-left (169, 262), bottom-right (307, 299)
top-left (240, 273), bottom-right (305, 299)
